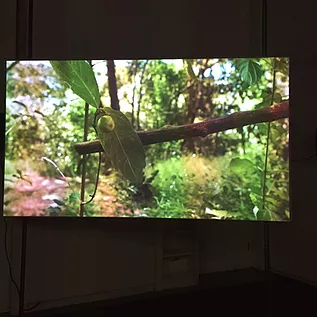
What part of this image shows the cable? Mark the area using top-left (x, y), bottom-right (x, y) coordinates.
top-left (23, 302), bottom-right (41, 312)
top-left (3, 217), bottom-right (21, 297)
top-left (3, 218), bottom-right (41, 313)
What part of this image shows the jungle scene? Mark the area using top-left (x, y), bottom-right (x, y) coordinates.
top-left (4, 58), bottom-right (289, 220)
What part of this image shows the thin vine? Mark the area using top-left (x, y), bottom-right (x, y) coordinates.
top-left (80, 152), bottom-right (102, 205)
top-left (80, 105), bottom-right (104, 205)
top-left (261, 58), bottom-right (277, 220)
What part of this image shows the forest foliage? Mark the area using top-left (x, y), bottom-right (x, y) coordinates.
top-left (4, 58), bottom-right (289, 220)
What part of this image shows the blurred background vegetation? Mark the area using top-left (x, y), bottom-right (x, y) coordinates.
top-left (4, 58), bottom-right (289, 220)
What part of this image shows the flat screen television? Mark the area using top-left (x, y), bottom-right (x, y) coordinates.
top-left (3, 58), bottom-right (289, 220)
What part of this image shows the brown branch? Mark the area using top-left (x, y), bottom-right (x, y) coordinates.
top-left (74, 102), bottom-right (289, 155)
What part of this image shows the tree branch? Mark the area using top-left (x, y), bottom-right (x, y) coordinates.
top-left (74, 102), bottom-right (289, 155)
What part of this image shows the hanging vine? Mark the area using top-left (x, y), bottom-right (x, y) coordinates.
top-left (261, 58), bottom-right (277, 220)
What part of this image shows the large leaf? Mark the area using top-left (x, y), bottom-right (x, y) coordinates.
top-left (229, 158), bottom-right (256, 176)
top-left (236, 59), bottom-right (262, 85)
top-left (95, 107), bottom-right (145, 184)
top-left (50, 60), bottom-right (100, 108)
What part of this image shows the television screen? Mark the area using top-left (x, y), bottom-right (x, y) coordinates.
top-left (3, 58), bottom-right (289, 220)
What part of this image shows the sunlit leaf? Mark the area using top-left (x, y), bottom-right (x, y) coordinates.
top-left (96, 107), bottom-right (146, 184)
top-left (205, 208), bottom-right (240, 219)
top-left (236, 59), bottom-right (262, 85)
top-left (50, 60), bottom-right (100, 108)
top-left (229, 158), bottom-right (256, 175)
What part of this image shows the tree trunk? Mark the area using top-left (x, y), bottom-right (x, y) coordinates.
top-left (131, 60), bottom-right (138, 128)
top-left (136, 60), bottom-right (149, 130)
top-left (107, 60), bottom-right (120, 111)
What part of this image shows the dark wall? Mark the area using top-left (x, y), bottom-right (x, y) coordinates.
top-left (0, 0), bottom-right (278, 314)
top-left (268, 0), bottom-right (317, 284)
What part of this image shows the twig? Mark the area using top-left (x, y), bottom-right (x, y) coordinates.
top-left (6, 61), bottom-right (19, 72)
top-left (74, 102), bottom-right (289, 155)
top-left (41, 157), bottom-right (71, 188)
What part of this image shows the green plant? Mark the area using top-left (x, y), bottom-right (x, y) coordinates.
top-left (4, 58), bottom-right (289, 220)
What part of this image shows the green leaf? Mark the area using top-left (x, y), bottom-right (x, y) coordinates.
top-left (273, 93), bottom-right (282, 103)
top-left (236, 59), bottom-right (262, 85)
top-left (96, 107), bottom-right (146, 185)
top-left (50, 60), bottom-right (100, 108)
top-left (67, 192), bottom-right (80, 204)
top-left (249, 185), bottom-right (262, 196)
top-left (229, 158), bottom-right (256, 175)
top-left (53, 199), bottom-right (65, 206)
top-left (249, 192), bottom-right (261, 206)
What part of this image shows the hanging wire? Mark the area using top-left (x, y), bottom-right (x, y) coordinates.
top-left (3, 218), bottom-right (21, 299)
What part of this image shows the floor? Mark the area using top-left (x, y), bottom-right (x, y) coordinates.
top-left (23, 271), bottom-right (317, 317)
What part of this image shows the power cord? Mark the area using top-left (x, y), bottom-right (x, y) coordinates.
top-left (3, 217), bottom-right (20, 296)
top-left (3, 217), bottom-right (41, 313)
